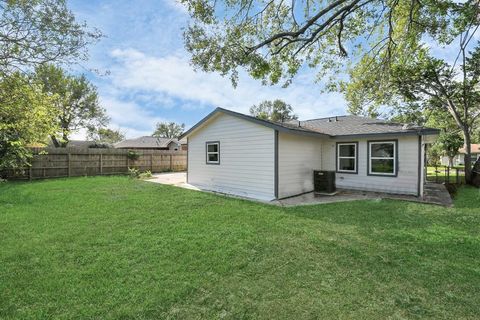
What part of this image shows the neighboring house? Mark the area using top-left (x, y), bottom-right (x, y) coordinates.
top-left (47, 140), bottom-right (100, 148)
top-left (179, 108), bottom-right (439, 201)
top-left (441, 144), bottom-right (480, 166)
top-left (114, 136), bottom-right (185, 151)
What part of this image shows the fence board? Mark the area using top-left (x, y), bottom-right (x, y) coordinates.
top-left (6, 148), bottom-right (187, 180)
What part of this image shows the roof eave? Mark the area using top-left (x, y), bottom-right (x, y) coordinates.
top-left (330, 128), bottom-right (440, 139)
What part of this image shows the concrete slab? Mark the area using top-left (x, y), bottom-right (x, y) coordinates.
top-left (146, 172), bottom-right (452, 207)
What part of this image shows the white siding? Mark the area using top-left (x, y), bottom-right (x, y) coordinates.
top-left (322, 136), bottom-right (421, 195)
top-left (187, 113), bottom-right (275, 200)
top-left (278, 132), bottom-right (322, 198)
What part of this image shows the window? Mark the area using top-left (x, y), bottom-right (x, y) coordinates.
top-left (368, 141), bottom-right (397, 176)
top-left (337, 142), bottom-right (357, 173)
top-left (206, 141), bottom-right (220, 164)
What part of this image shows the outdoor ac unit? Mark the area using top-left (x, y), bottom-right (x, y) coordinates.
top-left (313, 170), bottom-right (336, 195)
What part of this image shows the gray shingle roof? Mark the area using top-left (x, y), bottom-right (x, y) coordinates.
top-left (180, 108), bottom-right (440, 139)
top-left (114, 136), bottom-right (179, 149)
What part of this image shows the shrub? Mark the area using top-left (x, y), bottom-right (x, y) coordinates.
top-left (127, 151), bottom-right (140, 161)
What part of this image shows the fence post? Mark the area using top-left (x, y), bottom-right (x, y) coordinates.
top-left (456, 168), bottom-right (459, 184)
top-left (68, 153), bottom-right (71, 177)
top-left (99, 154), bottom-right (103, 175)
top-left (29, 165), bottom-right (32, 181)
top-left (150, 154), bottom-right (153, 172)
top-left (170, 154), bottom-right (173, 171)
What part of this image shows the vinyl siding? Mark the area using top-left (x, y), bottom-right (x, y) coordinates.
top-left (322, 136), bottom-right (420, 195)
top-left (278, 132), bottom-right (323, 198)
top-left (187, 113), bottom-right (275, 200)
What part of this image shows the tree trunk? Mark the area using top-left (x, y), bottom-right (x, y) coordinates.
top-left (463, 130), bottom-right (472, 184)
top-left (448, 156), bottom-right (454, 168)
top-left (51, 136), bottom-right (61, 148)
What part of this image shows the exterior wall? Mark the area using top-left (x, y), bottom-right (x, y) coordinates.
top-left (278, 132), bottom-right (323, 198)
top-left (187, 113), bottom-right (276, 200)
top-left (322, 135), bottom-right (421, 195)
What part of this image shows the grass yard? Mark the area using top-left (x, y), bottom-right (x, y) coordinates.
top-left (1, 177), bottom-right (480, 319)
top-left (426, 166), bottom-right (466, 184)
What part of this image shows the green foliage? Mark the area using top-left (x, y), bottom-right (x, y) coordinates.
top-left (0, 73), bottom-right (57, 174)
top-left (88, 127), bottom-right (125, 145)
top-left (34, 64), bottom-right (109, 147)
top-left (437, 132), bottom-right (464, 167)
top-left (180, 0), bottom-right (472, 87)
top-left (152, 122), bottom-right (185, 138)
top-left (127, 168), bottom-right (152, 179)
top-left (0, 177), bottom-right (479, 318)
top-left (0, 0), bottom-right (101, 75)
top-left (127, 151), bottom-right (140, 161)
top-left (249, 99), bottom-right (298, 122)
top-left (427, 143), bottom-right (442, 167)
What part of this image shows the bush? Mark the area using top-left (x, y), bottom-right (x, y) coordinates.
top-left (127, 151), bottom-right (140, 161)
top-left (128, 168), bottom-right (152, 180)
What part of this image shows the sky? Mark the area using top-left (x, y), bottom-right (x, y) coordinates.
top-left (68, 0), bottom-right (348, 139)
top-left (68, 0), bottom-right (478, 139)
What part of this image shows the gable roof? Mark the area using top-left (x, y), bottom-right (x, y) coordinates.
top-left (114, 136), bottom-right (180, 149)
top-left (459, 144), bottom-right (480, 154)
top-left (179, 108), bottom-right (440, 139)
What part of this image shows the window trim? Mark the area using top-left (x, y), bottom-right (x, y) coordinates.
top-left (205, 141), bottom-right (220, 165)
top-left (336, 142), bottom-right (358, 174)
top-left (367, 140), bottom-right (398, 177)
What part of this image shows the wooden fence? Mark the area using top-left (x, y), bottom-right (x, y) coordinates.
top-left (5, 148), bottom-right (187, 180)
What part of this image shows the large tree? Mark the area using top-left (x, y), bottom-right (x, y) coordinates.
top-left (152, 122), bottom-right (185, 138)
top-left (0, 0), bottom-right (101, 75)
top-left (437, 131), bottom-right (464, 168)
top-left (250, 99), bottom-right (298, 122)
top-left (35, 64), bottom-right (108, 147)
top-left (180, 0), bottom-right (474, 86)
top-left (87, 127), bottom-right (125, 145)
top-left (0, 73), bottom-right (57, 175)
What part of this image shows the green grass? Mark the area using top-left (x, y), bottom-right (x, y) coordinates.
top-left (427, 166), bottom-right (466, 183)
top-left (1, 177), bottom-right (480, 319)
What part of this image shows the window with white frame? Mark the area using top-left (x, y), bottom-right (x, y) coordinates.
top-left (206, 142), bottom-right (220, 164)
top-left (337, 142), bottom-right (357, 173)
top-left (368, 141), bottom-right (397, 176)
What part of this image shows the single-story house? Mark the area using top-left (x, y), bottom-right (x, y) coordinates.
top-left (114, 136), bottom-right (186, 151)
top-left (179, 108), bottom-right (439, 201)
top-left (441, 144), bottom-right (480, 166)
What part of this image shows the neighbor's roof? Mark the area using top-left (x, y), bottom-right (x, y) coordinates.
top-left (459, 144), bottom-right (480, 154)
top-left (179, 107), bottom-right (440, 139)
top-left (114, 136), bottom-right (179, 149)
top-left (48, 139), bottom-right (96, 148)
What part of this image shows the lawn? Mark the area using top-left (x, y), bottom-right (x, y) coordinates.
top-left (1, 177), bottom-right (479, 319)
top-left (426, 166), bottom-right (466, 184)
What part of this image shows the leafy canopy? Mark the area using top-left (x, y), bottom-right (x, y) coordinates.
top-left (0, 73), bottom-right (58, 173)
top-left (250, 99), bottom-right (298, 122)
top-left (181, 0), bottom-right (473, 86)
top-left (88, 128), bottom-right (125, 145)
top-left (34, 64), bottom-right (109, 147)
top-left (152, 122), bottom-right (185, 138)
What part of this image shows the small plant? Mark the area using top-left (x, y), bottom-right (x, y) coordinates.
top-left (138, 170), bottom-right (153, 179)
top-left (127, 151), bottom-right (140, 161)
top-left (128, 167), bottom-right (140, 179)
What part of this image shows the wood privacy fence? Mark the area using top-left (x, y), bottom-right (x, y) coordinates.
top-left (6, 148), bottom-right (187, 180)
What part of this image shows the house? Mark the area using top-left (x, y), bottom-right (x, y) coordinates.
top-left (114, 136), bottom-right (186, 151)
top-left (441, 144), bottom-right (480, 166)
top-left (179, 108), bottom-right (439, 201)
top-left (47, 140), bottom-right (102, 148)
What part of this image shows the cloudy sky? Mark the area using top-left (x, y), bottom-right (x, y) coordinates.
top-left (68, 0), bottom-right (348, 139)
top-left (69, 0), bottom-right (477, 139)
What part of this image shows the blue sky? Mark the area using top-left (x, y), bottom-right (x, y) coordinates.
top-left (68, 0), bottom-right (347, 139)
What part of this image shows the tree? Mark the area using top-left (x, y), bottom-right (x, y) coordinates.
top-left (152, 122), bottom-right (185, 138)
top-left (180, 0), bottom-right (473, 86)
top-left (437, 132), bottom-right (464, 168)
top-left (34, 64), bottom-right (109, 147)
top-left (87, 127), bottom-right (125, 145)
top-left (0, 73), bottom-right (57, 175)
top-left (250, 100), bottom-right (298, 122)
top-left (346, 38), bottom-right (480, 183)
top-left (0, 0), bottom-right (101, 75)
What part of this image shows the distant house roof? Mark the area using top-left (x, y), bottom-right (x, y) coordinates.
top-left (179, 107), bottom-right (440, 139)
top-left (114, 136), bottom-right (180, 149)
top-left (48, 140), bottom-right (97, 148)
top-left (459, 144), bottom-right (480, 154)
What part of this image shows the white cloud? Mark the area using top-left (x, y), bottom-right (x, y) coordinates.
top-left (108, 48), bottom-right (347, 125)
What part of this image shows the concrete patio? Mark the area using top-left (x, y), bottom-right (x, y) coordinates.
top-left (148, 172), bottom-right (452, 207)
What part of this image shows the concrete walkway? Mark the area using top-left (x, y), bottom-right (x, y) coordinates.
top-left (147, 172), bottom-right (452, 207)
